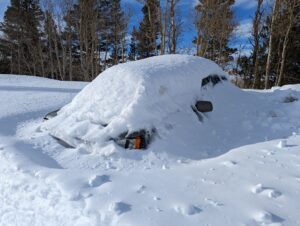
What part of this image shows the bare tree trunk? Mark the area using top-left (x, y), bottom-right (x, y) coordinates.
top-left (17, 44), bottom-right (21, 74)
top-left (265, 0), bottom-right (279, 89)
top-left (252, 0), bottom-right (263, 89)
top-left (48, 37), bottom-right (54, 79)
top-left (147, 3), bottom-right (156, 55)
top-left (53, 34), bottom-right (63, 80)
top-left (160, 0), bottom-right (168, 55)
top-left (276, 0), bottom-right (297, 86)
top-left (170, 0), bottom-right (176, 54)
top-left (68, 35), bottom-right (73, 81)
top-left (38, 39), bottom-right (45, 77)
top-left (275, 39), bottom-right (282, 85)
top-left (121, 35), bottom-right (126, 63)
top-left (10, 47), bottom-right (13, 74)
top-left (196, 34), bottom-right (200, 56)
top-left (104, 38), bottom-right (109, 70)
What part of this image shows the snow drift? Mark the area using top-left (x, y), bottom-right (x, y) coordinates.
top-left (43, 55), bottom-right (300, 159)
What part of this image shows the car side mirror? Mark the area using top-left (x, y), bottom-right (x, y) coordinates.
top-left (195, 101), bottom-right (213, 112)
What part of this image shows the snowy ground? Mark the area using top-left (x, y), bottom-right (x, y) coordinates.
top-left (0, 74), bottom-right (300, 226)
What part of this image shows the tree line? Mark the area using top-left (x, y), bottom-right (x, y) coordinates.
top-left (236, 0), bottom-right (300, 88)
top-left (0, 0), bottom-right (299, 88)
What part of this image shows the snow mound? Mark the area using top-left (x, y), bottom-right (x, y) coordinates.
top-left (44, 55), bottom-right (228, 152)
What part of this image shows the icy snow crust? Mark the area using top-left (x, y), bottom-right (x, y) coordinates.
top-left (44, 55), bottom-right (229, 154)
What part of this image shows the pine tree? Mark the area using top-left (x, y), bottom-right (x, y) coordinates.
top-left (0, 41), bottom-right (10, 73)
top-left (128, 26), bottom-right (138, 61)
top-left (110, 0), bottom-right (127, 65)
top-left (63, 5), bottom-right (82, 80)
top-left (0, 0), bottom-right (23, 74)
top-left (44, 11), bottom-right (57, 79)
top-left (137, 0), bottom-right (161, 59)
top-left (0, 0), bottom-right (44, 75)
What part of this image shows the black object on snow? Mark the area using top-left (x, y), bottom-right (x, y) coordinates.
top-left (192, 100), bottom-right (213, 122)
top-left (195, 101), bottom-right (213, 112)
top-left (113, 129), bottom-right (155, 150)
top-left (50, 135), bottom-right (75, 149)
top-left (201, 74), bottom-right (227, 87)
top-left (44, 109), bottom-right (60, 121)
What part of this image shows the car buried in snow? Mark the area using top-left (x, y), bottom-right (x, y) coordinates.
top-left (42, 55), bottom-right (230, 151)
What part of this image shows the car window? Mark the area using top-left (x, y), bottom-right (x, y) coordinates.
top-left (201, 74), bottom-right (227, 87)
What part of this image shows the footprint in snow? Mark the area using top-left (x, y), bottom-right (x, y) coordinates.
top-left (136, 185), bottom-right (146, 194)
top-left (251, 184), bottom-right (282, 198)
top-left (174, 204), bottom-right (202, 216)
top-left (221, 160), bottom-right (237, 167)
top-left (110, 202), bottom-right (131, 215)
top-left (153, 196), bottom-right (161, 201)
top-left (88, 175), bottom-right (110, 187)
top-left (261, 149), bottom-right (275, 156)
top-left (201, 178), bottom-right (217, 185)
top-left (253, 211), bottom-right (284, 225)
top-left (204, 198), bottom-right (224, 207)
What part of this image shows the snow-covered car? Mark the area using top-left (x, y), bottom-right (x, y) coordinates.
top-left (43, 55), bottom-right (231, 151)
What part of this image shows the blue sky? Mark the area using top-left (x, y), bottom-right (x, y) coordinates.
top-left (123, 0), bottom-right (258, 53)
top-left (0, 0), bottom-right (259, 53)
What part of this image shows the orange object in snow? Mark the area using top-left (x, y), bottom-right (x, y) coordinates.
top-left (134, 136), bottom-right (142, 150)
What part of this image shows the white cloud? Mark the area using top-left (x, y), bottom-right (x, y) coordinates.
top-left (193, 0), bottom-right (199, 7)
top-left (234, 19), bottom-right (252, 39)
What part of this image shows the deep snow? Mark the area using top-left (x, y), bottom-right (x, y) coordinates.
top-left (0, 66), bottom-right (300, 225)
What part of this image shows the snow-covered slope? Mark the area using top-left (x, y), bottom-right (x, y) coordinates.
top-left (0, 68), bottom-right (300, 226)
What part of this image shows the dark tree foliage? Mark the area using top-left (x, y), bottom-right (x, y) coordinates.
top-left (128, 26), bottom-right (138, 61)
top-left (110, 0), bottom-right (127, 65)
top-left (136, 0), bottom-right (161, 59)
top-left (237, 7), bottom-right (300, 87)
top-left (0, 0), bottom-right (128, 80)
top-left (0, 0), bottom-right (44, 75)
top-left (0, 0), bottom-right (298, 87)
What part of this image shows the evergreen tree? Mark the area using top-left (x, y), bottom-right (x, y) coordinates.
top-left (0, 41), bottom-right (10, 73)
top-left (110, 0), bottom-right (127, 65)
top-left (98, 0), bottom-right (113, 62)
top-left (63, 5), bottom-right (82, 80)
top-left (0, 0), bottom-right (23, 74)
top-left (0, 0), bottom-right (44, 75)
top-left (128, 26), bottom-right (138, 61)
top-left (137, 0), bottom-right (161, 59)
